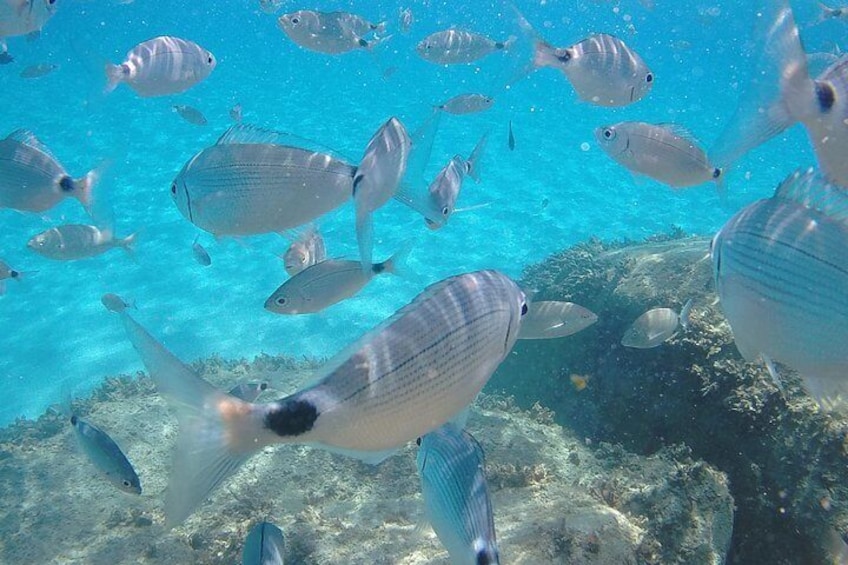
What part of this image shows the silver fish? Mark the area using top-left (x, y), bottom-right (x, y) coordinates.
top-left (711, 168), bottom-right (848, 404)
top-left (417, 29), bottom-right (516, 65)
top-left (27, 224), bottom-right (136, 260)
top-left (192, 236), bottom-right (212, 266)
top-left (101, 293), bottom-right (134, 313)
top-left (815, 2), bottom-right (848, 24)
top-left (437, 94), bottom-right (494, 115)
top-left (353, 117), bottom-right (411, 271)
top-left (277, 10), bottom-right (387, 54)
top-left (228, 382), bottom-right (268, 403)
top-left (398, 7), bottom-right (413, 34)
top-left (595, 122), bottom-right (723, 191)
top-left (621, 299), bottom-right (692, 349)
top-left (518, 301), bottom-right (598, 340)
top-left (105, 36), bottom-right (216, 97)
top-left (242, 521), bottom-right (285, 565)
top-left (710, 0), bottom-right (848, 186)
top-left (0, 0), bottom-right (56, 43)
top-left (171, 124), bottom-right (356, 237)
top-left (174, 104), bottom-right (208, 126)
top-left (0, 129), bottom-right (96, 213)
top-left (420, 132), bottom-right (487, 230)
top-left (19, 62), bottom-right (57, 78)
top-left (114, 269), bottom-right (527, 524)
top-left (266, 247), bottom-right (408, 315)
top-left (417, 424), bottom-right (499, 565)
top-left (70, 413), bottom-right (141, 494)
top-left (282, 225), bottom-right (325, 276)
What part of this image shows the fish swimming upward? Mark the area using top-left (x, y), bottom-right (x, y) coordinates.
top-left (112, 270), bottom-right (527, 524)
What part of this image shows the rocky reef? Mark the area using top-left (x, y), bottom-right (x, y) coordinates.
top-left (491, 233), bottom-right (848, 564)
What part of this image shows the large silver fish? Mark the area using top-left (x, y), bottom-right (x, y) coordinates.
top-left (105, 36), bottom-right (216, 97)
top-left (171, 124), bottom-right (356, 236)
top-left (518, 300), bottom-right (598, 340)
top-left (70, 413), bottom-right (142, 495)
top-left (0, 129), bottom-right (96, 213)
top-left (0, 0), bottom-right (56, 49)
top-left (27, 224), bottom-right (136, 260)
top-left (112, 269), bottom-right (526, 524)
top-left (242, 521), bottom-right (285, 565)
top-left (711, 168), bottom-right (848, 404)
top-left (596, 122), bottom-right (723, 192)
top-left (277, 10), bottom-right (386, 54)
top-left (710, 0), bottom-right (848, 187)
top-left (417, 424), bottom-right (499, 565)
top-left (416, 29), bottom-right (516, 65)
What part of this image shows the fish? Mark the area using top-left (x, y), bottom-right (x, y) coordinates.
top-left (815, 2), bottom-right (848, 23)
top-left (0, 259), bottom-right (27, 295)
top-left (105, 36), bottom-right (216, 97)
top-left (570, 374), bottom-right (590, 391)
top-left (101, 293), bottom-right (135, 313)
top-left (112, 269), bottom-right (527, 524)
top-left (19, 62), bottom-right (57, 78)
top-left (515, 10), bottom-right (653, 107)
top-left (0, 0), bottom-right (57, 47)
top-left (353, 117), bottom-right (411, 271)
top-left (398, 7), bottom-right (413, 33)
top-left (508, 121), bottom-right (515, 151)
top-left (0, 129), bottom-right (96, 213)
top-left (709, 0), bottom-right (848, 186)
top-left (171, 124), bottom-right (356, 237)
top-left (417, 424), bottom-right (499, 565)
top-left (258, 0), bottom-right (284, 15)
top-left (277, 10), bottom-right (387, 54)
top-left (173, 105), bottom-right (208, 126)
top-left (711, 168), bottom-right (848, 404)
top-left (229, 103), bottom-right (243, 123)
top-left (417, 29), bottom-right (516, 65)
top-left (242, 521), bottom-right (285, 565)
top-left (192, 236), bottom-right (212, 266)
top-left (282, 225), bottom-right (325, 276)
top-left (437, 94), bottom-right (494, 115)
top-left (265, 246), bottom-right (409, 315)
top-left (27, 225), bottom-right (136, 261)
top-left (69, 412), bottom-right (141, 495)
top-left (518, 301), bottom-right (598, 339)
top-left (621, 299), bottom-right (692, 349)
top-left (595, 122), bottom-right (724, 193)
top-left (228, 382), bottom-right (268, 403)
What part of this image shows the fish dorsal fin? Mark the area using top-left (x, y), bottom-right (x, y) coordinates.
top-left (657, 123), bottom-right (701, 144)
top-left (774, 168), bottom-right (848, 222)
top-left (216, 124), bottom-right (356, 162)
top-left (7, 129), bottom-right (59, 161)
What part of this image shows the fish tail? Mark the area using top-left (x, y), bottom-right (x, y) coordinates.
top-left (114, 310), bottom-right (265, 526)
top-left (679, 298), bottom-right (693, 331)
top-left (104, 63), bottom-right (124, 93)
top-left (364, 33), bottom-right (392, 51)
top-left (466, 131), bottom-right (489, 183)
top-left (498, 35), bottom-right (518, 51)
top-left (72, 168), bottom-right (98, 214)
top-left (380, 241), bottom-right (414, 277)
top-left (118, 233), bottom-right (137, 256)
top-left (815, 1), bottom-right (835, 24)
top-left (373, 20), bottom-right (388, 35)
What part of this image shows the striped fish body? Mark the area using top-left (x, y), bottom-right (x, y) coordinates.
top-left (417, 30), bottom-right (514, 65)
top-left (172, 131), bottom-right (356, 236)
top-left (712, 169), bottom-right (848, 401)
top-left (106, 37), bottom-right (216, 97)
top-left (0, 0), bottom-right (56, 39)
top-left (418, 424), bottom-right (499, 565)
top-left (72, 415), bottom-right (141, 494)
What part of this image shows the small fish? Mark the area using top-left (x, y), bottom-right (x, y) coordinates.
top-left (105, 36), bottom-right (216, 97)
top-left (70, 413), bottom-right (141, 494)
top-left (815, 1), bottom-right (848, 23)
top-left (570, 374), bottom-right (590, 391)
top-left (277, 10), bottom-right (387, 54)
top-left (0, 52), bottom-right (13, 64)
top-left (417, 29), bottom-right (516, 65)
top-left (437, 93), bottom-right (494, 115)
top-left (19, 62), bottom-right (57, 78)
top-left (229, 103), bottom-right (243, 123)
top-left (242, 521), bottom-right (285, 565)
top-left (518, 301), bottom-right (598, 340)
top-left (192, 236), bottom-right (212, 266)
top-left (266, 247), bottom-right (409, 315)
top-left (114, 269), bottom-right (527, 524)
top-left (282, 225), bottom-right (325, 276)
top-left (258, 0), bottom-right (284, 15)
top-left (398, 7), bottom-right (413, 33)
top-left (353, 117), bottom-right (411, 271)
top-left (621, 299), bottom-right (692, 349)
top-left (0, 259), bottom-right (27, 295)
top-left (101, 293), bottom-right (135, 313)
top-left (420, 132), bottom-right (487, 230)
top-left (228, 382), bottom-right (268, 403)
top-left (417, 424), bottom-right (499, 565)
top-left (712, 169), bottom-right (848, 405)
top-left (0, 129), bottom-right (96, 213)
top-left (27, 225), bottom-right (136, 261)
top-left (596, 122), bottom-right (723, 192)
top-left (173, 105), bottom-right (208, 126)
top-left (508, 121), bottom-right (515, 151)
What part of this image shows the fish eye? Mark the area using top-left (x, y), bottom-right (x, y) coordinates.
top-left (521, 303), bottom-right (528, 316)
top-left (416, 437), bottom-right (422, 446)
top-left (122, 479), bottom-right (131, 487)
top-left (291, 16), bottom-right (299, 25)
top-left (170, 183), bottom-right (177, 195)
top-left (645, 73), bottom-right (654, 83)
top-left (603, 128), bottom-right (615, 140)
top-left (207, 55), bottom-right (213, 64)
top-left (275, 297), bottom-right (287, 306)
top-left (441, 206), bottom-right (449, 217)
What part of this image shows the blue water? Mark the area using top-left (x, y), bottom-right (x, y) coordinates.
top-left (0, 0), bottom-right (834, 426)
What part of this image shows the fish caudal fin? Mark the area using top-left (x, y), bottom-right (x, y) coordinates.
top-left (118, 233), bottom-right (137, 256)
top-left (72, 169), bottom-right (98, 214)
top-left (378, 242), bottom-right (413, 277)
top-left (466, 131), bottom-right (489, 183)
top-left (104, 63), bottom-right (124, 93)
top-left (679, 298), bottom-right (694, 331)
top-left (114, 311), bottom-right (264, 525)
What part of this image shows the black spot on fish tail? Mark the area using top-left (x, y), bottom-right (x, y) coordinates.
top-left (58, 176), bottom-right (75, 192)
top-left (495, 41), bottom-right (505, 49)
top-left (358, 38), bottom-right (368, 47)
top-left (352, 172), bottom-right (364, 197)
top-left (10, 270), bottom-right (19, 278)
top-left (816, 81), bottom-right (836, 112)
top-left (372, 261), bottom-right (386, 274)
top-left (264, 398), bottom-right (318, 437)
top-left (259, 382), bottom-right (268, 391)
top-left (713, 168), bottom-right (722, 179)
top-left (477, 549), bottom-right (498, 565)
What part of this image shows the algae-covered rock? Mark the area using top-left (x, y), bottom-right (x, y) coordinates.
top-left (492, 233), bottom-right (848, 564)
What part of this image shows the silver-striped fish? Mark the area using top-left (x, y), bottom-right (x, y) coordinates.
top-left (416, 29), bottom-right (516, 65)
top-left (112, 269), bottom-right (526, 524)
top-left (242, 521), bottom-right (285, 565)
top-left (417, 424), bottom-right (499, 565)
top-left (70, 414), bottom-right (142, 495)
top-left (171, 124), bottom-right (356, 236)
top-left (621, 299), bottom-right (692, 349)
top-left (277, 10), bottom-right (387, 54)
top-left (711, 168), bottom-right (848, 403)
top-left (27, 224), bottom-right (136, 261)
top-left (518, 301), bottom-right (598, 340)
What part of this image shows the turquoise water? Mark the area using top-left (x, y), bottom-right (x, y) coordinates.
top-left (0, 0), bottom-right (829, 429)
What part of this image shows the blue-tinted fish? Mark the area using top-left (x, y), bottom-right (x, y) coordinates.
top-left (711, 168), bottom-right (848, 404)
top-left (417, 424), bottom-right (499, 565)
top-left (228, 382), bottom-right (268, 402)
top-left (101, 293), bottom-right (135, 313)
top-left (242, 521), bottom-right (285, 565)
top-left (416, 30), bottom-right (516, 65)
top-left (111, 269), bottom-right (526, 524)
top-left (27, 224), bottom-right (136, 261)
top-left (192, 236), bottom-right (212, 267)
top-left (70, 413), bottom-right (142, 494)
top-left (518, 301), bottom-right (598, 340)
